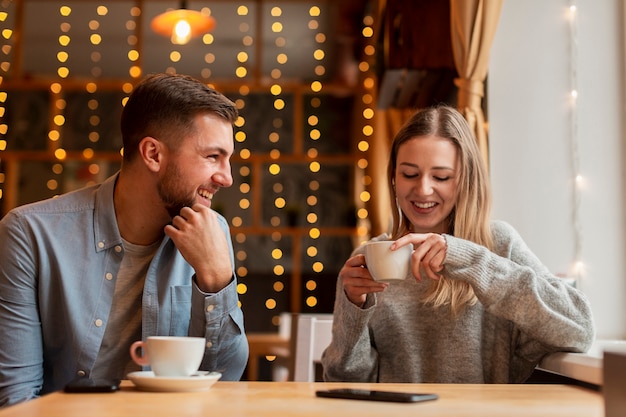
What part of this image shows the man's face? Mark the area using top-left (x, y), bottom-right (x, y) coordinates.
top-left (157, 113), bottom-right (234, 218)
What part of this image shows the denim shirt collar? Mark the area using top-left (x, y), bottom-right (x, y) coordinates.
top-left (93, 172), bottom-right (123, 253)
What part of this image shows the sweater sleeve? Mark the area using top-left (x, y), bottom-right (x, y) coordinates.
top-left (443, 220), bottom-right (595, 360)
top-left (321, 234), bottom-right (390, 383)
top-left (320, 275), bottom-right (380, 382)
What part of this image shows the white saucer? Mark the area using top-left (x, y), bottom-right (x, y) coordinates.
top-left (127, 371), bottom-right (221, 392)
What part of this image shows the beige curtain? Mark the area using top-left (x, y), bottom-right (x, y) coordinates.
top-left (450, 0), bottom-right (503, 169)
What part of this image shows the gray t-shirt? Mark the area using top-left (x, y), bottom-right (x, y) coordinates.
top-left (91, 239), bottom-right (160, 379)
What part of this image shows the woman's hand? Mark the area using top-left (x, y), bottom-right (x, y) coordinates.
top-left (392, 233), bottom-right (447, 282)
top-left (340, 254), bottom-right (388, 306)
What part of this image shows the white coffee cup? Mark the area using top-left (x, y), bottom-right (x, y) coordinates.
top-left (129, 336), bottom-right (206, 377)
top-left (364, 240), bottom-right (412, 282)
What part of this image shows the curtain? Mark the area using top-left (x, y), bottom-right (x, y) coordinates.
top-left (450, 0), bottom-right (503, 169)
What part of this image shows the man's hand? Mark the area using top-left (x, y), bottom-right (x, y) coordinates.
top-left (164, 204), bottom-right (232, 293)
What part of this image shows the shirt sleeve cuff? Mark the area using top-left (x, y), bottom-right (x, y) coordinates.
top-left (190, 275), bottom-right (239, 331)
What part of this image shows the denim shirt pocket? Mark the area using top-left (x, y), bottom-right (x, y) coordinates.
top-left (169, 285), bottom-right (192, 335)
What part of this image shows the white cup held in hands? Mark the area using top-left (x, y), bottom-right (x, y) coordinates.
top-left (364, 240), bottom-right (412, 282)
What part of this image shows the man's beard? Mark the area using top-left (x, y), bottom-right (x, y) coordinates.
top-left (157, 162), bottom-right (195, 219)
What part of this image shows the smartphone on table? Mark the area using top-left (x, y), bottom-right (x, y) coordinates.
top-left (64, 377), bottom-right (121, 393)
top-left (315, 388), bottom-right (438, 403)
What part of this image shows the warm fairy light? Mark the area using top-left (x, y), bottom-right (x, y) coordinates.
top-left (235, 131), bottom-right (246, 142)
top-left (269, 163), bottom-right (280, 175)
top-left (169, 51), bottom-right (181, 62)
top-left (306, 296), bottom-right (317, 308)
top-left (238, 199), bottom-right (250, 209)
top-left (274, 197), bottom-right (286, 208)
top-left (309, 129), bottom-right (320, 140)
top-left (82, 148), bottom-right (94, 159)
top-left (310, 81), bottom-right (322, 92)
top-left (239, 148), bottom-right (250, 159)
top-left (312, 262), bottom-right (323, 273)
top-left (53, 115), bottom-right (65, 126)
top-left (129, 65), bottom-right (141, 78)
top-left (54, 149), bottom-right (67, 160)
top-left (269, 149), bottom-right (280, 159)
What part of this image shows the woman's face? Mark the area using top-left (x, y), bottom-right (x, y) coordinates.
top-left (394, 135), bottom-right (460, 234)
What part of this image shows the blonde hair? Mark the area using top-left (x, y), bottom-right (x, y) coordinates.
top-left (387, 106), bottom-right (493, 314)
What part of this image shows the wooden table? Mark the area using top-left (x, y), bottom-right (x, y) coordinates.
top-left (0, 381), bottom-right (603, 417)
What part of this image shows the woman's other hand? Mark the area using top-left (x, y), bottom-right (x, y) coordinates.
top-left (340, 254), bottom-right (388, 306)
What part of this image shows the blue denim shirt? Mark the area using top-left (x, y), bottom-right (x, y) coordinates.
top-left (0, 174), bottom-right (248, 407)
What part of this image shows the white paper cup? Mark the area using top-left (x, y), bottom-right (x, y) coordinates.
top-left (130, 336), bottom-right (206, 377)
top-left (364, 240), bottom-right (412, 282)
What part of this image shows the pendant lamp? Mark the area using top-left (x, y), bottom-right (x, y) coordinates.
top-left (151, 1), bottom-right (216, 45)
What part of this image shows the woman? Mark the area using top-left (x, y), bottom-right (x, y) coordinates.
top-left (321, 106), bottom-right (594, 383)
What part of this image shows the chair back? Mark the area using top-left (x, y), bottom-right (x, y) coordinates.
top-left (289, 313), bottom-right (333, 381)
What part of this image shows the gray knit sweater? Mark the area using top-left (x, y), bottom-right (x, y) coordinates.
top-left (321, 220), bottom-right (595, 383)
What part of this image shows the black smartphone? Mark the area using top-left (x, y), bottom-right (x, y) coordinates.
top-left (64, 377), bottom-right (121, 393)
top-left (315, 388), bottom-right (438, 403)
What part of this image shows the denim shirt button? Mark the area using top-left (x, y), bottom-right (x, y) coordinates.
top-left (206, 305), bottom-right (215, 312)
top-left (98, 241), bottom-right (105, 249)
top-left (94, 319), bottom-right (103, 327)
top-left (114, 245), bottom-right (122, 253)
top-left (105, 272), bottom-right (113, 281)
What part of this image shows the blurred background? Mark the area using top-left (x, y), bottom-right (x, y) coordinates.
top-left (0, 0), bottom-right (462, 333)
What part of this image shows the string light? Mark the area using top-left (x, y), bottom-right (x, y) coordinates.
top-left (359, 12), bottom-right (377, 240)
top-left (567, 0), bottom-right (584, 281)
top-left (0, 3), bottom-right (11, 205)
top-left (304, 5), bottom-right (326, 309)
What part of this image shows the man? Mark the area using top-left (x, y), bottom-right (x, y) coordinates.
top-left (0, 73), bottom-right (248, 407)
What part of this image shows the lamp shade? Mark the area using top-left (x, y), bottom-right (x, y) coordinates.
top-left (151, 9), bottom-right (216, 45)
